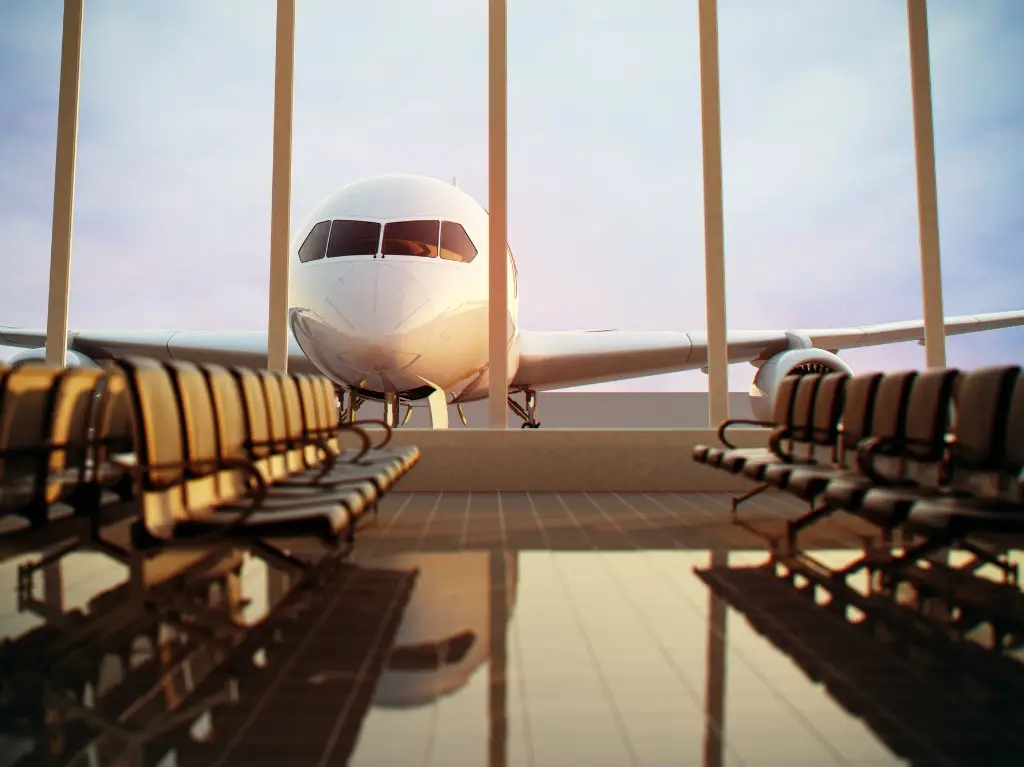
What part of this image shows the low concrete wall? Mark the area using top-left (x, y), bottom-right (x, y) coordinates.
top-left (395, 391), bottom-right (755, 429)
top-left (385, 428), bottom-right (770, 492)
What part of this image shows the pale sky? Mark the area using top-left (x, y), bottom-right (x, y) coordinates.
top-left (0, 0), bottom-right (1021, 391)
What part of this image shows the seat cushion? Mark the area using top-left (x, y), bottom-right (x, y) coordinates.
top-left (822, 476), bottom-right (876, 512)
top-left (856, 485), bottom-right (938, 529)
top-left (742, 456), bottom-right (784, 481)
top-left (762, 463), bottom-right (799, 489)
top-left (693, 444), bottom-right (714, 463)
top-left (719, 448), bottom-right (773, 474)
top-left (784, 467), bottom-right (847, 502)
top-left (906, 498), bottom-right (1024, 537)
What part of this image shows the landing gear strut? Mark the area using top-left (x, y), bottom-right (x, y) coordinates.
top-left (337, 388), bottom-right (363, 424)
top-left (507, 389), bottom-right (540, 429)
top-left (383, 391), bottom-right (400, 428)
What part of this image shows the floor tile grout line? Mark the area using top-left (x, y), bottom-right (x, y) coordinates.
top-left (547, 548), bottom-right (642, 767)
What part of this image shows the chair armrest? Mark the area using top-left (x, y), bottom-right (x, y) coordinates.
top-left (717, 418), bottom-right (777, 450)
top-left (855, 437), bottom-right (900, 484)
top-left (767, 426), bottom-right (795, 462)
top-left (348, 419), bottom-right (392, 450)
top-left (219, 457), bottom-right (268, 511)
top-left (333, 423), bottom-right (371, 464)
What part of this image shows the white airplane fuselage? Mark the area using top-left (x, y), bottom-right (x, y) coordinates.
top-left (288, 174), bottom-right (519, 403)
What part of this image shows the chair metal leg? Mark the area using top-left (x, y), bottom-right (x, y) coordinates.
top-left (785, 501), bottom-right (834, 551)
top-left (958, 539), bottom-right (1019, 584)
top-left (731, 483), bottom-right (767, 520)
top-left (877, 528), bottom-right (959, 588)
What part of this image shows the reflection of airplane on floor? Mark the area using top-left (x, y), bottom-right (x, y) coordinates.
top-left (353, 551), bottom-right (517, 708)
top-left (3, 173), bottom-right (1023, 428)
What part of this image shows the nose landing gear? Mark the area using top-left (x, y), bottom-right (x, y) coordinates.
top-left (507, 389), bottom-right (541, 429)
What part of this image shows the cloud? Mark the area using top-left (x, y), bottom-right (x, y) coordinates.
top-left (0, 0), bottom-right (1021, 397)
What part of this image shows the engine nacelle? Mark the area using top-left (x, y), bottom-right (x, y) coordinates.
top-left (749, 348), bottom-right (852, 422)
top-left (6, 348), bottom-right (100, 368)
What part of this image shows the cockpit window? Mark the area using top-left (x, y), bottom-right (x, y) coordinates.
top-left (298, 220), bottom-right (331, 262)
top-left (326, 220), bottom-right (381, 257)
top-left (440, 222), bottom-right (478, 263)
top-left (382, 220), bottom-right (440, 257)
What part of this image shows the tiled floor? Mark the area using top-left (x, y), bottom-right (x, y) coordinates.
top-left (1, 492), bottom-right (1022, 766)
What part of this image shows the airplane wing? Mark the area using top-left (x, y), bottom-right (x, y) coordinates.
top-left (0, 328), bottom-right (320, 373)
top-left (511, 310), bottom-right (1024, 392)
top-left (4, 309), bottom-right (1022, 393)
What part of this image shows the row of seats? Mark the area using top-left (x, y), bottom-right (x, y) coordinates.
top-left (693, 365), bottom-right (1024, 577)
top-left (0, 357), bottom-right (419, 567)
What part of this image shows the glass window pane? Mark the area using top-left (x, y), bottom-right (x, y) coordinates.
top-left (440, 222), bottom-right (478, 263)
top-left (298, 220), bottom-right (330, 263)
top-left (382, 220), bottom-right (440, 257)
top-left (327, 220), bottom-right (381, 257)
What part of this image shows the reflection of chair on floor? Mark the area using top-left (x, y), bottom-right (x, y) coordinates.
top-left (0, 356), bottom-right (426, 764)
top-left (141, 562), bottom-right (420, 767)
top-left (696, 558), bottom-right (1024, 766)
top-left (0, 549), bottom-right (247, 767)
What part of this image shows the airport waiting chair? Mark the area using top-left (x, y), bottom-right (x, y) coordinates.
top-left (821, 366), bottom-right (962, 536)
top-left (774, 371), bottom-right (914, 546)
top-left (0, 364), bottom-right (105, 528)
top-left (309, 375), bottom-right (420, 472)
top-left (861, 366), bottom-right (1024, 580)
top-left (237, 367), bottom-right (381, 508)
top-left (757, 372), bottom-right (848, 488)
top-left (114, 357), bottom-right (366, 570)
top-left (277, 373), bottom-right (410, 502)
top-left (692, 373), bottom-right (802, 470)
top-left (714, 374), bottom-right (827, 518)
top-left (164, 360), bottom-right (376, 544)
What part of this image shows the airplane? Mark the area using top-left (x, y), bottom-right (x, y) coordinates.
top-left (2, 172), bottom-right (1024, 430)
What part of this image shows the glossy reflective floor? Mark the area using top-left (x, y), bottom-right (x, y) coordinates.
top-left (2, 492), bottom-right (1022, 766)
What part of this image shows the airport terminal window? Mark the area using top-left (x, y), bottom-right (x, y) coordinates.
top-left (382, 220), bottom-right (440, 257)
top-left (439, 221), bottom-right (478, 263)
top-left (327, 220), bottom-right (381, 257)
top-left (298, 220), bottom-right (331, 262)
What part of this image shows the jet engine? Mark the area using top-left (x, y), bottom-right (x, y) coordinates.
top-left (748, 348), bottom-right (852, 421)
top-left (5, 348), bottom-right (100, 368)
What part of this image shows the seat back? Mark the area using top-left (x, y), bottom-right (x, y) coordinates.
top-left (50, 368), bottom-right (104, 486)
top-left (771, 375), bottom-right (802, 427)
top-left (315, 377), bottom-right (342, 453)
top-left (949, 365), bottom-right (1020, 496)
top-left (837, 372), bottom-right (884, 466)
top-left (0, 365), bottom-right (65, 509)
top-left (861, 370), bottom-right (917, 477)
top-left (808, 373), bottom-right (847, 463)
top-left (275, 372), bottom-right (310, 473)
top-left (232, 367), bottom-right (275, 482)
top-left (778, 374), bottom-right (823, 461)
top-left (899, 367), bottom-right (960, 485)
top-left (92, 367), bottom-right (137, 473)
top-left (1004, 374), bottom-right (1024, 501)
top-left (294, 373), bottom-right (325, 465)
top-left (257, 371), bottom-right (292, 481)
top-left (117, 357), bottom-right (191, 539)
top-left (166, 361), bottom-right (228, 511)
top-left (204, 364), bottom-right (256, 500)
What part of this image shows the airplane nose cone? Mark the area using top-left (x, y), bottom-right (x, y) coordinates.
top-left (322, 262), bottom-right (436, 372)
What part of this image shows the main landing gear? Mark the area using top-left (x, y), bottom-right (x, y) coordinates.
top-left (337, 388), bottom-right (364, 424)
top-left (507, 389), bottom-right (541, 429)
